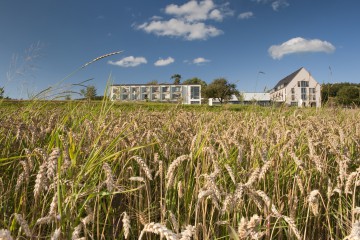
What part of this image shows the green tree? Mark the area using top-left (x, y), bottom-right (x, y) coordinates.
top-left (147, 80), bottom-right (158, 85)
top-left (321, 82), bottom-right (360, 106)
top-left (0, 87), bottom-right (4, 99)
top-left (183, 77), bottom-right (208, 96)
top-left (171, 74), bottom-right (181, 84)
top-left (204, 78), bottom-right (239, 104)
top-left (336, 85), bottom-right (360, 105)
top-left (80, 85), bottom-right (97, 100)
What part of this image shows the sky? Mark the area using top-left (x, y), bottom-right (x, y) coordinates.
top-left (1, 0), bottom-right (359, 99)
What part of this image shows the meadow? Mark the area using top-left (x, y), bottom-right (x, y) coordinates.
top-left (0, 100), bottom-right (359, 239)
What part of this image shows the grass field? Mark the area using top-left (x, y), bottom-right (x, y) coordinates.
top-left (0, 100), bottom-right (359, 239)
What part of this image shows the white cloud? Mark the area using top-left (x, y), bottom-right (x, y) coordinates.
top-left (251, 0), bottom-right (270, 4)
top-left (154, 57), bottom-right (175, 66)
top-left (137, 18), bottom-right (223, 40)
top-left (165, 0), bottom-right (215, 22)
top-left (238, 11), bottom-right (254, 19)
top-left (272, 0), bottom-right (289, 11)
top-left (251, 0), bottom-right (289, 11)
top-left (268, 37), bottom-right (336, 60)
top-left (136, 0), bottom-right (232, 40)
top-left (150, 15), bottom-right (163, 21)
top-left (164, 0), bottom-right (232, 22)
top-left (193, 57), bottom-right (210, 64)
top-left (108, 56), bottom-right (147, 67)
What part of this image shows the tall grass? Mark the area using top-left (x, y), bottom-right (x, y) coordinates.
top-left (0, 101), bottom-right (359, 239)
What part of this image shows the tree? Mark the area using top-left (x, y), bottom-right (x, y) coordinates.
top-left (80, 85), bottom-right (97, 100)
top-left (171, 74), bottom-right (181, 84)
top-left (182, 77), bottom-right (208, 95)
top-left (147, 80), bottom-right (158, 85)
top-left (0, 87), bottom-right (4, 99)
top-left (204, 78), bottom-right (239, 104)
top-left (336, 85), bottom-right (360, 105)
top-left (321, 82), bottom-right (360, 106)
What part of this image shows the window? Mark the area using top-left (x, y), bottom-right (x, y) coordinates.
top-left (309, 88), bottom-right (316, 101)
top-left (301, 87), bottom-right (307, 100)
top-left (112, 88), bottom-right (119, 94)
top-left (291, 88), bottom-right (295, 94)
top-left (172, 86), bottom-right (181, 92)
top-left (298, 81), bottom-right (309, 87)
top-left (190, 86), bottom-right (200, 99)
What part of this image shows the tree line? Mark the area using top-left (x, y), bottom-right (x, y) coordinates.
top-left (321, 82), bottom-right (360, 106)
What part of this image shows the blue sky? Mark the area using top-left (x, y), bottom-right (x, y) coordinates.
top-left (1, 0), bottom-right (359, 99)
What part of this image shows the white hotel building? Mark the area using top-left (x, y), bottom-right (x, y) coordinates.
top-left (270, 67), bottom-right (321, 107)
top-left (109, 84), bottom-right (201, 104)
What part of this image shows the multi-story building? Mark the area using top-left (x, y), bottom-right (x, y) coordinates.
top-left (109, 84), bottom-right (201, 104)
top-left (270, 67), bottom-right (321, 107)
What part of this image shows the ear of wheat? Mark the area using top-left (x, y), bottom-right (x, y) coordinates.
top-left (138, 222), bottom-right (178, 240)
top-left (0, 229), bottom-right (13, 240)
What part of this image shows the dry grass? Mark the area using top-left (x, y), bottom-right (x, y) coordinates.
top-left (1, 101), bottom-right (360, 239)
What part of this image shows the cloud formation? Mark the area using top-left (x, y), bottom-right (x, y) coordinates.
top-left (137, 18), bottom-right (223, 40)
top-left (108, 56), bottom-right (147, 67)
top-left (165, 0), bottom-right (232, 22)
top-left (268, 37), bottom-right (336, 59)
top-left (136, 0), bottom-right (232, 40)
top-left (238, 11), bottom-right (254, 19)
top-left (271, 0), bottom-right (289, 11)
top-left (251, 0), bottom-right (289, 11)
top-left (154, 57), bottom-right (175, 66)
top-left (193, 57), bottom-right (210, 64)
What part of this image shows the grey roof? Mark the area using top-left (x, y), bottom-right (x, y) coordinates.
top-left (273, 67), bottom-right (303, 90)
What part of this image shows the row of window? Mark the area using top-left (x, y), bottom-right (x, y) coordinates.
top-left (291, 87), bottom-right (316, 93)
top-left (298, 81), bottom-right (309, 87)
top-left (112, 86), bottom-right (182, 94)
top-left (291, 95), bottom-right (316, 101)
top-left (111, 86), bottom-right (200, 101)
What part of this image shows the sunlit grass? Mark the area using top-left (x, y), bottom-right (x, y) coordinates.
top-left (0, 100), bottom-right (359, 239)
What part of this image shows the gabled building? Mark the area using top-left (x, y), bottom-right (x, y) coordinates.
top-left (109, 84), bottom-right (201, 104)
top-left (270, 67), bottom-right (321, 107)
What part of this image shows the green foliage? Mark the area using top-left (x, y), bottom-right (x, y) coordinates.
top-left (183, 77), bottom-right (207, 94)
top-left (322, 82), bottom-right (360, 106)
top-left (80, 85), bottom-right (97, 100)
top-left (147, 80), bottom-right (158, 85)
top-left (204, 78), bottom-right (239, 104)
top-left (0, 87), bottom-right (4, 99)
top-left (337, 85), bottom-right (360, 105)
top-left (171, 74), bottom-right (181, 84)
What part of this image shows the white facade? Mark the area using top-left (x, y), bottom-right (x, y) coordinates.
top-left (109, 84), bottom-right (201, 104)
top-left (242, 92), bottom-right (270, 102)
top-left (208, 93), bottom-right (270, 105)
top-left (270, 67), bottom-right (321, 107)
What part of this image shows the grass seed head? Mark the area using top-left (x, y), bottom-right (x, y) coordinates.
top-left (122, 212), bottom-right (130, 239)
top-left (14, 214), bottom-right (32, 237)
